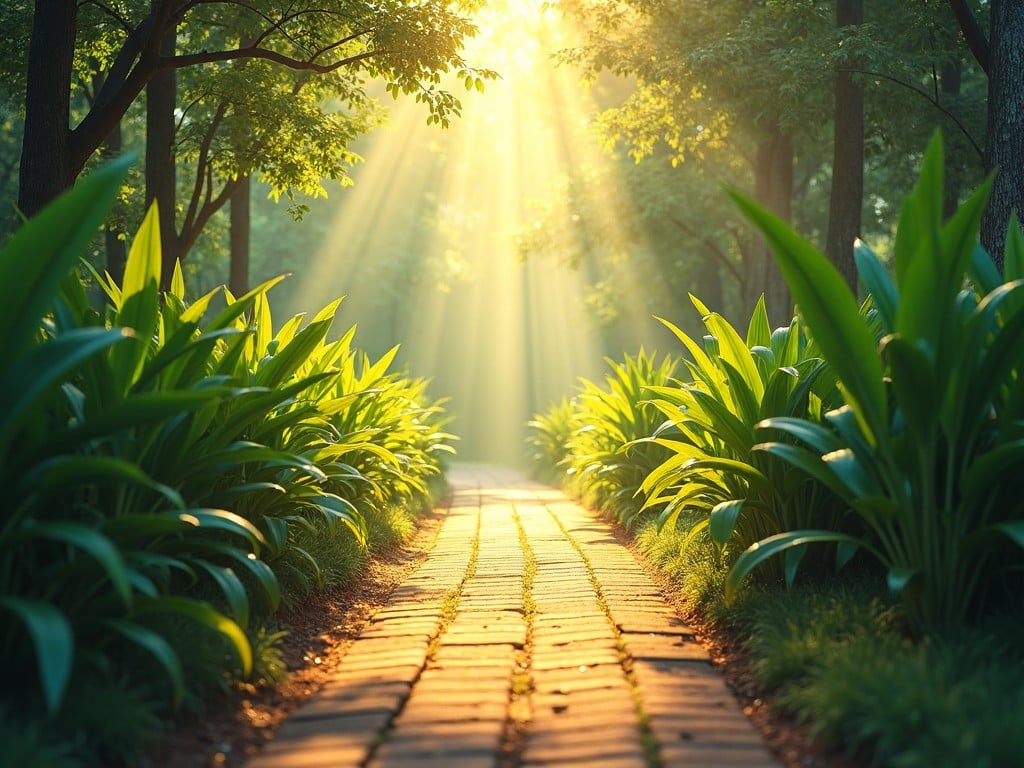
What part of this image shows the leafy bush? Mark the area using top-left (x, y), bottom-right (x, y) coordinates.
top-left (528, 351), bottom-right (678, 526)
top-left (637, 296), bottom-right (847, 582)
top-left (526, 397), bottom-right (576, 483)
top-left (0, 160), bottom-right (453, 764)
top-left (728, 132), bottom-right (1024, 628)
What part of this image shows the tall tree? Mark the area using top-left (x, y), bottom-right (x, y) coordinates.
top-left (981, 1), bottom-right (1024, 263)
top-left (826, 0), bottom-right (864, 293)
top-left (229, 175), bottom-right (250, 296)
top-left (11, 1), bottom-right (491, 218)
top-left (950, 0), bottom-right (1024, 264)
top-left (18, 0), bottom-right (77, 217)
top-left (145, 15), bottom-right (176, 278)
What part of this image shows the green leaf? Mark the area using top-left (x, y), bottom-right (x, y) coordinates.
top-left (728, 191), bottom-right (886, 447)
top-left (854, 240), bottom-right (897, 333)
top-left (755, 442), bottom-right (852, 501)
top-left (0, 327), bottom-right (133, 447)
top-left (169, 260), bottom-right (185, 301)
top-left (726, 530), bottom-right (869, 601)
top-left (755, 418), bottom-right (845, 454)
top-left (6, 521), bottom-right (132, 606)
top-left (1005, 212), bottom-right (1024, 281)
top-left (784, 543), bottom-right (807, 587)
top-left (110, 203), bottom-right (162, 388)
top-left (104, 619), bottom-right (185, 707)
top-left (190, 508), bottom-right (268, 551)
top-left (887, 566), bottom-right (917, 593)
top-left (136, 596), bottom-right (252, 676)
top-left (702, 306), bottom-right (764, 400)
top-left (746, 295), bottom-right (772, 348)
top-left (823, 448), bottom-right (882, 498)
top-left (0, 155), bottom-right (133, 362)
top-left (0, 597), bottom-right (73, 712)
top-left (194, 562), bottom-right (250, 628)
top-left (882, 336), bottom-right (937, 443)
top-left (709, 499), bottom-right (743, 544)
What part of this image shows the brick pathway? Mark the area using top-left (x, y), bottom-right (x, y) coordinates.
top-left (247, 465), bottom-right (779, 768)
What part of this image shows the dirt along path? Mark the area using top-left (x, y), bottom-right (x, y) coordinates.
top-left (246, 464), bottom-right (779, 768)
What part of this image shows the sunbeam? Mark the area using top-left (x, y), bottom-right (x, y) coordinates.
top-left (290, 0), bottom-right (653, 465)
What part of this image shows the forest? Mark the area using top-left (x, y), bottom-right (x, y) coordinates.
top-left (1, 1), bottom-right (1022, 766)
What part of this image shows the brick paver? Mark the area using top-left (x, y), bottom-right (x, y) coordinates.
top-left (247, 465), bottom-right (779, 768)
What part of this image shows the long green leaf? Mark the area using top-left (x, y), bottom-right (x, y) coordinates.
top-left (0, 597), bottom-right (73, 712)
top-left (854, 240), bottom-right (897, 333)
top-left (109, 204), bottom-right (162, 388)
top-left (0, 327), bottom-right (133, 447)
top-left (104, 619), bottom-right (185, 707)
top-left (725, 530), bottom-right (871, 601)
top-left (136, 596), bottom-right (252, 676)
top-left (4, 521), bottom-right (132, 606)
top-left (728, 190), bottom-right (887, 447)
top-left (709, 499), bottom-right (744, 545)
top-left (0, 155), bottom-right (133, 362)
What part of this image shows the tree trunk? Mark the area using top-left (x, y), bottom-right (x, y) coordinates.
top-left (18, 0), bottom-right (76, 217)
top-left (145, 15), bottom-right (178, 289)
top-left (750, 129), bottom-right (794, 327)
top-left (981, 0), bottom-right (1024, 268)
top-left (941, 58), bottom-right (963, 219)
top-left (230, 175), bottom-right (251, 296)
top-left (102, 121), bottom-right (127, 284)
top-left (91, 69), bottom-right (128, 284)
top-left (825, 0), bottom-right (863, 295)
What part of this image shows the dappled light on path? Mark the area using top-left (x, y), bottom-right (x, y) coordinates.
top-left (290, 1), bottom-right (654, 464)
top-left (247, 465), bottom-right (778, 767)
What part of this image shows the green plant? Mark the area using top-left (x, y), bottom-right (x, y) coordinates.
top-left (526, 397), bottom-right (576, 483)
top-left (637, 296), bottom-right (845, 580)
top-left (728, 132), bottom-right (1024, 628)
top-left (562, 350), bottom-right (679, 526)
top-left (0, 158), bottom-right (454, 764)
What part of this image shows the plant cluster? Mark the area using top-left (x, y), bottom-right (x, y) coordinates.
top-left (529, 350), bottom-right (678, 528)
top-left (530, 134), bottom-right (1024, 764)
top-left (0, 158), bottom-right (453, 765)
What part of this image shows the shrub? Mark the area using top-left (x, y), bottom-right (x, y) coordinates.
top-left (728, 132), bottom-right (1024, 629)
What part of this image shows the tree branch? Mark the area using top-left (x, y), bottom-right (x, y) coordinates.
top-left (839, 67), bottom-right (984, 159)
top-left (948, 0), bottom-right (989, 75)
top-left (181, 103), bottom-right (227, 238)
top-left (162, 46), bottom-right (383, 73)
top-left (667, 214), bottom-right (745, 286)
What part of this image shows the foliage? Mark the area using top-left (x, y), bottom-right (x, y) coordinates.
top-left (727, 132), bottom-right (1024, 628)
top-left (741, 580), bottom-right (1024, 768)
top-left (528, 351), bottom-right (677, 527)
top-left (637, 296), bottom-right (848, 582)
top-left (526, 398), bottom-right (576, 484)
top-left (0, 160), bottom-right (452, 764)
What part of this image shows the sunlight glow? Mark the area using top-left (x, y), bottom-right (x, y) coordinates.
top-left (292, 1), bottom-right (656, 465)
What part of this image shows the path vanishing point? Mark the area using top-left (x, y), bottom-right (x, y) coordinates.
top-left (246, 464), bottom-right (780, 768)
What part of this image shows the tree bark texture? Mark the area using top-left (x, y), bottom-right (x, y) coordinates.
top-left (750, 129), bottom-right (794, 327)
top-left (825, 0), bottom-right (864, 295)
top-left (146, 17), bottom-right (178, 288)
top-left (229, 175), bottom-right (251, 296)
top-left (18, 0), bottom-right (77, 217)
top-left (982, 0), bottom-right (1024, 268)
